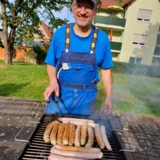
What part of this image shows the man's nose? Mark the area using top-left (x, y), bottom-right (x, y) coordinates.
top-left (80, 6), bottom-right (87, 14)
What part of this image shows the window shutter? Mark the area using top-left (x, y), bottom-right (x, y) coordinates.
top-left (137, 9), bottom-right (152, 20)
top-left (133, 34), bottom-right (147, 44)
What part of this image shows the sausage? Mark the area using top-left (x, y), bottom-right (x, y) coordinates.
top-left (63, 122), bottom-right (70, 145)
top-left (50, 121), bottom-right (61, 145)
top-left (81, 121), bottom-right (88, 146)
top-left (43, 120), bottom-right (56, 143)
top-left (75, 125), bottom-right (81, 147)
top-left (48, 154), bottom-right (87, 160)
top-left (95, 124), bottom-right (105, 149)
top-left (100, 125), bottom-right (112, 151)
top-left (69, 123), bottom-right (76, 146)
top-left (50, 148), bottom-right (103, 159)
top-left (57, 123), bottom-right (65, 145)
top-left (85, 126), bottom-right (94, 147)
top-left (60, 120), bottom-right (95, 128)
top-left (58, 117), bottom-right (94, 124)
top-left (54, 145), bottom-right (101, 152)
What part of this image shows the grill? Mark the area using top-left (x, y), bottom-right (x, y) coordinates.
top-left (15, 114), bottom-right (134, 160)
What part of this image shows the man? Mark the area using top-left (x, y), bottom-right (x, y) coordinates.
top-left (44, 0), bottom-right (113, 116)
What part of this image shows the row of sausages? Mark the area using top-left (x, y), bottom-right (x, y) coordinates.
top-left (43, 117), bottom-right (112, 151)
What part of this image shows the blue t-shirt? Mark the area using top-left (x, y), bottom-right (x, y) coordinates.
top-left (45, 23), bottom-right (113, 69)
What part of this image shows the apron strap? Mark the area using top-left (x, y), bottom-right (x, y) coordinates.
top-left (90, 26), bottom-right (98, 54)
top-left (65, 24), bottom-right (98, 54)
top-left (65, 24), bottom-right (71, 53)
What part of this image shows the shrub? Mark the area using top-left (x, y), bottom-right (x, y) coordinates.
top-left (33, 45), bottom-right (47, 64)
top-left (113, 61), bottom-right (160, 78)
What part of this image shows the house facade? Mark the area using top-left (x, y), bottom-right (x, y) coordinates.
top-left (33, 20), bottom-right (53, 43)
top-left (94, 0), bottom-right (160, 65)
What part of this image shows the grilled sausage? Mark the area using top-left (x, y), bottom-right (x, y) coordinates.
top-left (57, 123), bottom-right (65, 145)
top-left (50, 148), bottom-right (103, 159)
top-left (48, 154), bottom-right (87, 160)
top-left (63, 122), bottom-right (70, 145)
top-left (50, 121), bottom-right (61, 145)
top-left (95, 124), bottom-right (105, 149)
top-left (60, 120), bottom-right (95, 128)
top-left (43, 120), bottom-right (56, 143)
top-left (85, 126), bottom-right (94, 147)
top-left (75, 125), bottom-right (81, 147)
top-left (81, 121), bottom-right (88, 146)
top-left (54, 145), bottom-right (101, 152)
top-left (69, 123), bottom-right (76, 146)
top-left (100, 125), bottom-right (112, 151)
top-left (58, 117), bottom-right (94, 124)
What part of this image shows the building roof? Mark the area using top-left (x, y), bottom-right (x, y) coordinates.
top-left (100, 0), bottom-right (134, 8)
top-left (40, 21), bottom-right (53, 38)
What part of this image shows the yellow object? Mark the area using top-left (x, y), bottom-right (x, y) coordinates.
top-left (66, 28), bottom-right (70, 33)
top-left (66, 39), bottom-right (70, 44)
top-left (94, 33), bottom-right (97, 38)
top-left (91, 43), bottom-right (95, 48)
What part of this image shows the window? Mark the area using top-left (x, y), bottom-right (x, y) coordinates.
top-left (154, 47), bottom-right (160, 56)
top-left (152, 57), bottom-right (160, 65)
top-left (129, 57), bottom-right (135, 64)
top-left (133, 34), bottom-right (147, 46)
top-left (156, 34), bottom-right (160, 46)
top-left (137, 9), bottom-right (152, 22)
top-left (129, 57), bottom-right (142, 64)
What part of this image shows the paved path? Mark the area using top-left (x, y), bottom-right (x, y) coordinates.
top-left (0, 97), bottom-right (160, 160)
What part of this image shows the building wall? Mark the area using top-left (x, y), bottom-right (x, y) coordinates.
top-left (34, 24), bottom-right (50, 42)
top-left (0, 48), bottom-right (4, 59)
top-left (120, 0), bottom-right (160, 65)
top-left (0, 47), bottom-right (30, 62)
top-left (104, 29), bottom-right (122, 42)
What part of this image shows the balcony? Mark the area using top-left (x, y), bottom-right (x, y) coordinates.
top-left (110, 41), bottom-right (122, 53)
top-left (94, 15), bottom-right (126, 30)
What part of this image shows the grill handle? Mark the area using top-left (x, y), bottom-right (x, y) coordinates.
top-left (14, 121), bottom-right (40, 144)
top-left (112, 129), bottom-right (135, 152)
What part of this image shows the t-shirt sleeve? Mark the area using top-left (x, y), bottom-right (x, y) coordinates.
top-left (100, 35), bottom-right (114, 69)
top-left (44, 32), bottom-right (57, 67)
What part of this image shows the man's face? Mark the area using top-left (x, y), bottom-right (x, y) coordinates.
top-left (72, 0), bottom-right (98, 28)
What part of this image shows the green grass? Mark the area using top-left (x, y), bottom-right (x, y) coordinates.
top-left (0, 59), bottom-right (4, 64)
top-left (0, 61), bottom-right (160, 116)
top-left (0, 61), bottom-right (48, 100)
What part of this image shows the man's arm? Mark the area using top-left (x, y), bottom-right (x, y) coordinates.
top-left (100, 68), bottom-right (113, 115)
top-left (44, 64), bottom-right (59, 100)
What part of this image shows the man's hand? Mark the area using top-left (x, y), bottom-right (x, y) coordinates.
top-left (101, 96), bottom-right (113, 115)
top-left (44, 81), bottom-right (59, 101)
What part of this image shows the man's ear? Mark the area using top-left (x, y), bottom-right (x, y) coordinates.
top-left (94, 6), bottom-right (99, 15)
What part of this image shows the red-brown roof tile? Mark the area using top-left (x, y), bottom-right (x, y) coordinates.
top-left (40, 21), bottom-right (53, 38)
top-left (100, 0), bottom-right (134, 8)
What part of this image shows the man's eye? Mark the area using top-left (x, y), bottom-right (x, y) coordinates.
top-left (87, 6), bottom-right (94, 9)
top-left (76, 3), bottom-right (82, 8)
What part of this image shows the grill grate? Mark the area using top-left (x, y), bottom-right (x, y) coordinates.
top-left (17, 114), bottom-right (127, 160)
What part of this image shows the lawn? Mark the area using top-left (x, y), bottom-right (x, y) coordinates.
top-left (0, 60), bottom-right (160, 116)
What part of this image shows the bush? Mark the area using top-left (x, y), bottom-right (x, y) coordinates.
top-left (33, 45), bottom-right (47, 64)
top-left (113, 61), bottom-right (160, 78)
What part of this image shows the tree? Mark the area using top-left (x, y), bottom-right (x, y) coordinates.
top-left (0, 0), bottom-right (72, 65)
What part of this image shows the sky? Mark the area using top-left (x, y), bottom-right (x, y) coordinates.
top-left (52, 7), bottom-right (75, 23)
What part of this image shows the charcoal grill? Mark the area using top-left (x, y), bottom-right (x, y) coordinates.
top-left (15, 114), bottom-right (134, 160)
